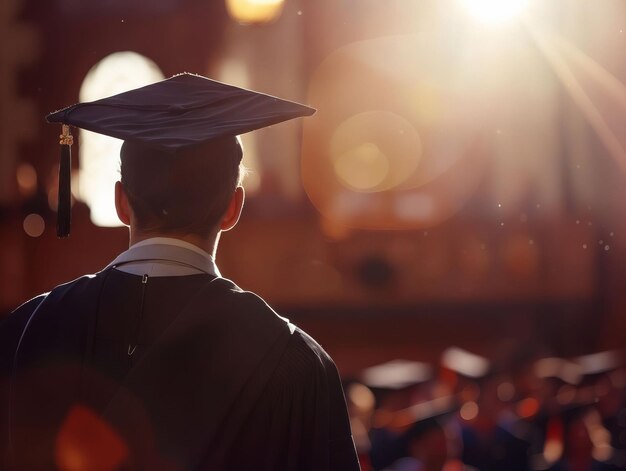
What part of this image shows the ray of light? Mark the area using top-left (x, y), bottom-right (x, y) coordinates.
top-left (549, 31), bottom-right (626, 111)
top-left (525, 21), bottom-right (626, 174)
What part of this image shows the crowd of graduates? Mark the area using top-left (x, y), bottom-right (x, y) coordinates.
top-left (345, 348), bottom-right (626, 471)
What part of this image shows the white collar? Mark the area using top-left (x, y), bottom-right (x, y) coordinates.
top-left (131, 237), bottom-right (214, 259)
top-left (107, 237), bottom-right (221, 277)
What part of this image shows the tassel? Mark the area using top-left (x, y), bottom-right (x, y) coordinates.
top-left (57, 124), bottom-right (73, 238)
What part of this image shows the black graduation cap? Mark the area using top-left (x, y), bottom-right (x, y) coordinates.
top-left (46, 73), bottom-right (316, 237)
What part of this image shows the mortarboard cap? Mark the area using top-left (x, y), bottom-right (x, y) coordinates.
top-left (361, 359), bottom-right (433, 391)
top-left (533, 357), bottom-right (583, 385)
top-left (575, 350), bottom-right (622, 378)
top-left (440, 346), bottom-right (490, 380)
top-left (46, 73), bottom-right (316, 237)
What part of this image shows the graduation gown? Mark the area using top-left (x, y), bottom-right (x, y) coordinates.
top-left (0, 268), bottom-right (360, 471)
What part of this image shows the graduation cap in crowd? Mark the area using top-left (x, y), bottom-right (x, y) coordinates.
top-left (360, 360), bottom-right (455, 427)
top-left (361, 359), bottom-right (433, 391)
top-left (575, 350), bottom-right (622, 377)
top-left (440, 346), bottom-right (490, 380)
top-left (533, 357), bottom-right (583, 385)
top-left (574, 350), bottom-right (623, 388)
top-left (46, 73), bottom-right (316, 237)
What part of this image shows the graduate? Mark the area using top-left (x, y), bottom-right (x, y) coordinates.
top-left (0, 73), bottom-right (360, 471)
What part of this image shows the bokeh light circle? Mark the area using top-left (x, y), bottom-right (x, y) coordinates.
top-left (23, 213), bottom-right (45, 237)
top-left (330, 111), bottom-right (422, 193)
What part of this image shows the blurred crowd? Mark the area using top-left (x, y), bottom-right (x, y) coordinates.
top-left (345, 348), bottom-right (626, 471)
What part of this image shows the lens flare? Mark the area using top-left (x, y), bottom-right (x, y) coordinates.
top-left (333, 143), bottom-right (390, 191)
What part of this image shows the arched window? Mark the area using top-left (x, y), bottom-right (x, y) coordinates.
top-left (78, 52), bottom-right (164, 227)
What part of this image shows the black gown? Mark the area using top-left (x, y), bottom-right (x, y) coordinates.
top-left (0, 268), bottom-right (360, 471)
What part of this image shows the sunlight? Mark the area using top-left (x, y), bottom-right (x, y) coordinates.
top-left (551, 31), bottom-right (626, 110)
top-left (462, 0), bottom-right (527, 23)
top-left (525, 23), bottom-right (626, 174)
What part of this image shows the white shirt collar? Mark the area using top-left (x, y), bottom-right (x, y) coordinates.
top-left (131, 237), bottom-right (214, 259)
top-left (107, 237), bottom-right (221, 278)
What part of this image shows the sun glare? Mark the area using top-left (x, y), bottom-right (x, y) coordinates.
top-left (462, 0), bottom-right (527, 23)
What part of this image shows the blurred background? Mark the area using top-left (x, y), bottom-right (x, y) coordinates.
top-left (2, 0), bottom-right (626, 469)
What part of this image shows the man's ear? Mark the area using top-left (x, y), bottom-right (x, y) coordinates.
top-left (115, 181), bottom-right (132, 226)
top-left (220, 186), bottom-right (245, 232)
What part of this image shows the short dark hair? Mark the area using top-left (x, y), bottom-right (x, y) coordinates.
top-left (120, 137), bottom-right (243, 238)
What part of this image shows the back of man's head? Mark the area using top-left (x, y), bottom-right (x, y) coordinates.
top-left (120, 136), bottom-right (243, 238)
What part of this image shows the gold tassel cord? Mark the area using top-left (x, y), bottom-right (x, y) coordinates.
top-left (59, 124), bottom-right (74, 146)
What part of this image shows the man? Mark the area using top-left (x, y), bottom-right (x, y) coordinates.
top-left (0, 74), bottom-right (360, 471)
